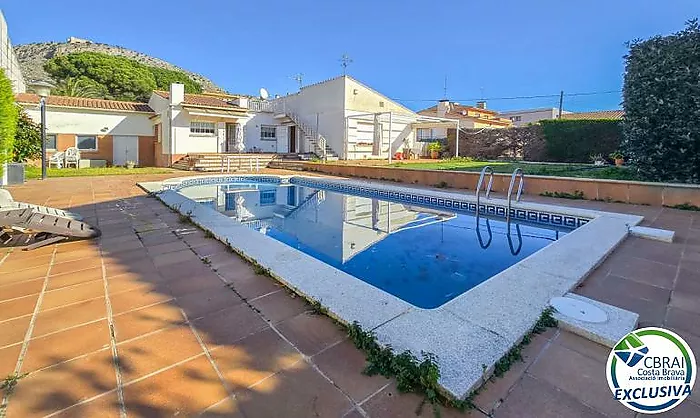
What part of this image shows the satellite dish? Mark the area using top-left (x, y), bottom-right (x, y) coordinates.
top-left (259, 88), bottom-right (269, 100)
top-left (461, 110), bottom-right (467, 116)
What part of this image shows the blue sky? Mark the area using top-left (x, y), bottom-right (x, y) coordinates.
top-left (3, 1), bottom-right (698, 112)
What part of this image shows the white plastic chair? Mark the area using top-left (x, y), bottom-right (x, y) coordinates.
top-left (48, 151), bottom-right (65, 169)
top-left (64, 147), bottom-right (81, 168)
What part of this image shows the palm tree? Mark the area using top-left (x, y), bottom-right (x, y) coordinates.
top-left (52, 77), bottom-right (104, 98)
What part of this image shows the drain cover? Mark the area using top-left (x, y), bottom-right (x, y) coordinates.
top-left (550, 296), bottom-right (608, 323)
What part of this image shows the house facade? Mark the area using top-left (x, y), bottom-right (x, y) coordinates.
top-left (0, 10), bottom-right (25, 93)
top-left (16, 94), bottom-right (157, 166)
top-left (499, 108), bottom-right (572, 127)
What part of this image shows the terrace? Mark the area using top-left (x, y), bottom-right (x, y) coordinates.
top-left (0, 171), bottom-right (698, 417)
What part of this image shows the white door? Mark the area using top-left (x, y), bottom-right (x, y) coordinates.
top-left (113, 136), bottom-right (139, 166)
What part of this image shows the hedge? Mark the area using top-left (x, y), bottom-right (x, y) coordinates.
top-left (0, 69), bottom-right (19, 170)
top-left (622, 20), bottom-right (700, 183)
top-left (540, 119), bottom-right (622, 163)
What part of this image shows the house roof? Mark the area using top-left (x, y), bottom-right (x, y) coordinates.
top-left (15, 93), bottom-right (154, 113)
top-left (418, 103), bottom-right (512, 127)
top-left (153, 91), bottom-right (245, 111)
top-left (560, 110), bottom-right (624, 120)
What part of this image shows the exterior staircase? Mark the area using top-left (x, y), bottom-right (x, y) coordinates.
top-left (274, 106), bottom-right (339, 160)
top-left (172, 153), bottom-right (278, 172)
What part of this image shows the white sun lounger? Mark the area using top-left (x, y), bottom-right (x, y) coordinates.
top-left (0, 189), bottom-right (83, 221)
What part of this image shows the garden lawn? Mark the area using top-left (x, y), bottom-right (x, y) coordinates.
top-left (25, 166), bottom-right (176, 180)
top-left (389, 159), bottom-right (640, 181)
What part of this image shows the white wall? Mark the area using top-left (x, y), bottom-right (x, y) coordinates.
top-left (500, 108), bottom-right (572, 127)
top-left (0, 11), bottom-right (25, 93)
top-left (22, 105), bottom-right (154, 136)
top-left (244, 112), bottom-right (286, 153)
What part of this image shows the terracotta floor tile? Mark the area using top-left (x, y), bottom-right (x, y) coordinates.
top-left (0, 277), bottom-right (44, 302)
top-left (360, 382), bottom-right (479, 418)
top-left (32, 297), bottom-right (107, 337)
top-left (204, 251), bottom-right (247, 271)
top-left (552, 331), bottom-right (611, 364)
top-left (227, 273), bottom-right (281, 300)
top-left (175, 286), bottom-right (244, 319)
top-left (146, 240), bottom-right (189, 256)
top-left (199, 397), bottom-right (245, 418)
top-left (492, 375), bottom-right (605, 418)
top-left (0, 343), bottom-right (21, 376)
top-left (41, 280), bottom-right (105, 311)
top-left (0, 294), bottom-right (39, 322)
top-left (53, 247), bottom-right (102, 264)
top-left (151, 249), bottom-right (200, 269)
top-left (608, 255), bottom-right (677, 289)
top-left (22, 321), bottom-right (111, 373)
top-left (473, 330), bottom-right (555, 414)
top-left (277, 312), bottom-right (346, 357)
top-left (107, 273), bottom-right (156, 295)
top-left (100, 237), bottom-right (145, 255)
top-left (529, 343), bottom-right (633, 418)
top-left (666, 307), bottom-right (700, 339)
top-left (576, 287), bottom-right (667, 327)
top-left (104, 257), bottom-right (158, 278)
top-left (0, 315), bottom-right (31, 348)
top-left (113, 302), bottom-right (185, 342)
top-left (156, 259), bottom-right (214, 282)
top-left (47, 267), bottom-right (103, 290)
top-left (118, 326), bottom-right (204, 383)
top-left (122, 356), bottom-right (230, 418)
top-left (6, 349), bottom-right (117, 418)
top-left (312, 339), bottom-right (390, 404)
top-left (0, 265), bottom-right (49, 285)
top-left (675, 267), bottom-right (700, 297)
top-left (210, 327), bottom-right (303, 391)
top-left (236, 362), bottom-right (353, 418)
top-left (192, 242), bottom-right (230, 258)
top-left (138, 230), bottom-right (181, 246)
top-left (619, 237), bottom-right (684, 266)
top-left (194, 304), bottom-right (268, 349)
top-left (249, 290), bottom-right (308, 324)
top-left (165, 269), bottom-right (225, 298)
top-left (0, 253), bottom-right (53, 272)
top-left (50, 257), bottom-right (103, 276)
top-left (53, 392), bottom-right (121, 418)
top-left (109, 287), bottom-right (173, 315)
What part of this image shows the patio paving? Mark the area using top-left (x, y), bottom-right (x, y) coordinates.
top-left (0, 172), bottom-right (698, 417)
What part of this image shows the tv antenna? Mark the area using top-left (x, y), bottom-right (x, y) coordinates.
top-left (443, 76), bottom-right (448, 99)
top-left (291, 73), bottom-right (304, 90)
top-left (340, 54), bottom-right (353, 75)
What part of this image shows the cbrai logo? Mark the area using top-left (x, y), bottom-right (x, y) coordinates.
top-left (606, 327), bottom-right (696, 414)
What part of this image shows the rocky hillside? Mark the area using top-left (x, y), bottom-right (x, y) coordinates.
top-left (14, 38), bottom-right (225, 93)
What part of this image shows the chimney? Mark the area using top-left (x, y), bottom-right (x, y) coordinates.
top-left (169, 83), bottom-right (185, 106)
top-left (476, 101), bottom-right (486, 109)
top-left (437, 99), bottom-right (450, 118)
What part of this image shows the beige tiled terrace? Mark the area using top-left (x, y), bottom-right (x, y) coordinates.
top-left (0, 172), bottom-right (698, 417)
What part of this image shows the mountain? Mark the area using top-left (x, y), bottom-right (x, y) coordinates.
top-left (14, 37), bottom-right (225, 95)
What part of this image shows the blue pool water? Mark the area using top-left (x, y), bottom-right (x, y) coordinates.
top-left (178, 181), bottom-right (572, 309)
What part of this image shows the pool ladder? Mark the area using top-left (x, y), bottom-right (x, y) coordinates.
top-left (474, 166), bottom-right (525, 255)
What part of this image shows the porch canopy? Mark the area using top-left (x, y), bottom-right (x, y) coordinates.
top-left (345, 112), bottom-right (460, 161)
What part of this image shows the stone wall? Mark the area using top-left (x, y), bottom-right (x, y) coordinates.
top-left (288, 162), bottom-right (700, 207)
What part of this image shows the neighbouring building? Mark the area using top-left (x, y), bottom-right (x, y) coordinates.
top-left (499, 108), bottom-right (572, 127)
top-left (16, 94), bottom-right (157, 166)
top-left (415, 100), bottom-right (513, 143)
top-left (0, 10), bottom-right (25, 93)
top-left (560, 110), bottom-right (624, 120)
top-left (17, 76), bottom-right (459, 167)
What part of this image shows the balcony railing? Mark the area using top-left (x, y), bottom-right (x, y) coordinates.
top-left (248, 99), bottom-right (275, 113)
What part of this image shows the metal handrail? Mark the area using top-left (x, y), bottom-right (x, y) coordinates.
top-left (475, 216), bottom-right (493, 249)
top-left (507, 222), bottom-right (523, 255)
top-left (475, 166), bottom-right (494, 210)
top-left (506, 168), bottom-right (524, 221)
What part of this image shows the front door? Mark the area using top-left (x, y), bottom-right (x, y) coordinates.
top-left (113, 136), bottom-right (139, 166)
top-left (225, 123), bottom-right (236, 153)
top-left (289, 126), bottom-right (296, 153)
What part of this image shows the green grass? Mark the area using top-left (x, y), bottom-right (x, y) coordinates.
top-left (25, 166), bottom-right (176, 180)
top-left (390, 158), bottom-right (641, 181)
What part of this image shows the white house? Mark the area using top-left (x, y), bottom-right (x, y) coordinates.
top-left (499, 108), bottom-right (572, 127)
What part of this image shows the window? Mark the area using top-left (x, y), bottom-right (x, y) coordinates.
top-left (76, 135), bottom-right (97, 151)
top-left (46, 134), bottom-right (57, 150)
top-left (260, 190), bottom-right (276, 205)
top-left (510, 116), bottom-right (522, 122)
top-left (416, 128), bottom-right (433, 142)
top-left (260, 125), bottom-right (277, 141)
top-left (190, 121), bottom-right (216, 135)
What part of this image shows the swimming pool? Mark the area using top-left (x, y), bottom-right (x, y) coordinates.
top-left (177, 180), bottom-right (571, 308)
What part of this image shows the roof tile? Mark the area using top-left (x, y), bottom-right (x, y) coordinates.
top-left (15, 93), bottom-right (153, 113)
top-left (560, 110), bottom-right (624, 120)
top-left (153, 91), bottom-right (244, 111)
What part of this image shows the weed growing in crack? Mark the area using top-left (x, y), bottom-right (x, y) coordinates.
top-left (493, 307), bottom-right (557, 377)
top-left (203, 229), bottom-right (215, 239)
top-left (201, 257), bottom-right (211, 265)
top-left (1, 373), bottom-right (27, 396)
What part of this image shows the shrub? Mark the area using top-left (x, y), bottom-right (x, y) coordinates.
top-left (13, 110), bottom-right (42, 162)
top-left (540, 119), bottom-right (622, 163)
top-left (622, 20), bottom-right (700, 183)
top-left (0, 69), bottom-right (19, 168)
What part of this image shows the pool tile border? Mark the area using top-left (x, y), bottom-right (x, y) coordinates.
top-left (142, 174), bottom-right (644, 399)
